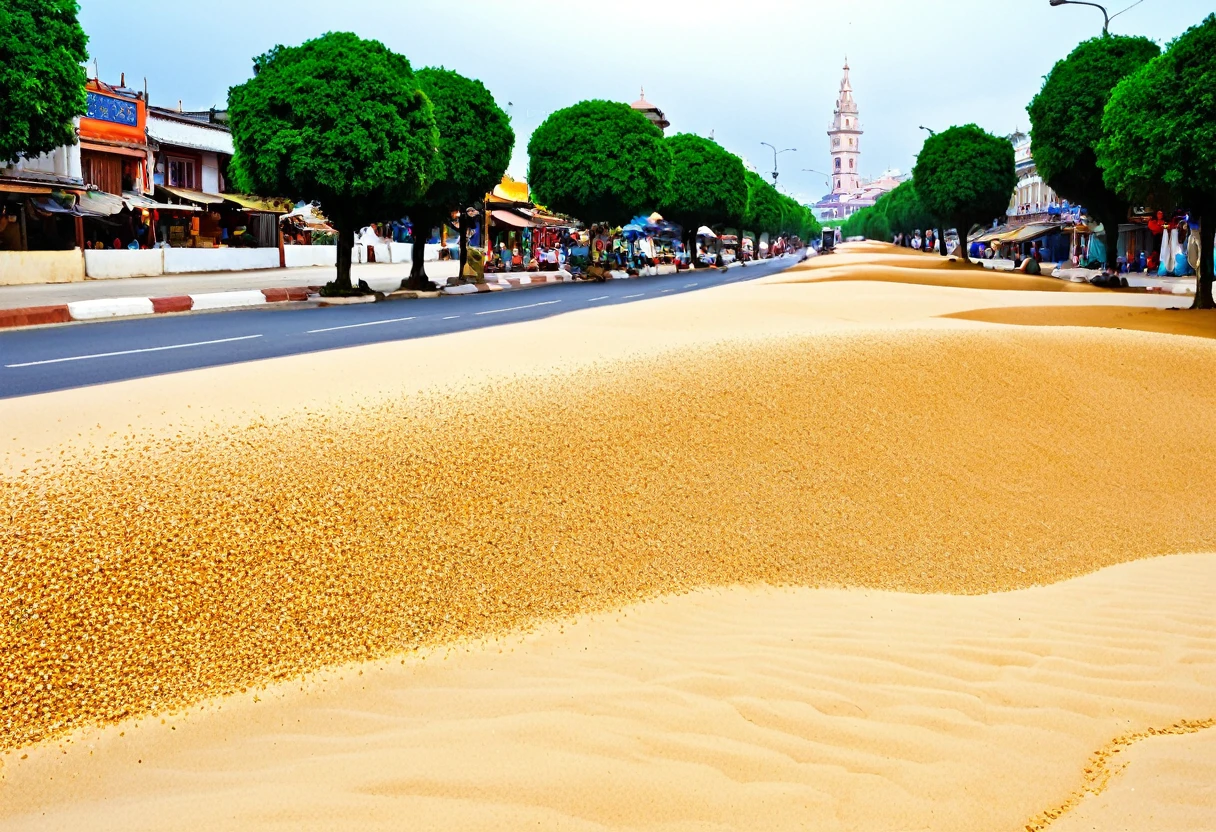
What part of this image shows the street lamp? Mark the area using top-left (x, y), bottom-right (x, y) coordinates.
top-left (1048, 0), bottom-right (1110, 34)
top-left (761, 142), bottom-right (796, 184)
top-left (918, 125), bottom-right (936, 136)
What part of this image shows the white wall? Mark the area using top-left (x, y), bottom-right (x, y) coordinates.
top-left (84, 249), bottom-right (165, 279)
top-left (284, 245), bottom-right (337, 268)
top-left (163, 248), bottom-right (280, 274)
top-left (0, 250), bottom-right (85, 285)
top-left (1, 129), bottom-right (82, 183)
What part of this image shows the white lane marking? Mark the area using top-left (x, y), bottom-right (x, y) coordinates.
top-left (661, 289), bottom-right (673, 293)
top-left (684, 283), bottom-right (698, 288)
top-left (306, 316), bottom-right (415, 334)
top-left (622, 293), bottom-right (645, 299)
top-left (474, 300), bottom-right (561, 316)
top-left (4, 334), bottom-right (264, 368)
top-left (443, 315), bottom-right (461, 320)
top-left (587, 296), bottom-right (610, 302)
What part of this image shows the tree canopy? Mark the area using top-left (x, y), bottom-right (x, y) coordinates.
top-left (913, 124), bottom-right (1016, 262)
top-left (742, 171), bottom-right (783, 237)
top-left (1098, 14), bottom-right (1216, 308)
top-left (882, 181), bottom-right (934, 237)
top-left (0, 0), bottom-right (88, 164)
top-left (659, 134), bottom-right (747, 235)
top-left (527, 100), bottom-right (671, 226)
top-left (406, 66), bottom-right (513, 287)
top-left (1028, 34), bottom-right (1160, 269)
top-left (228, 31), bottom-right (438, 291)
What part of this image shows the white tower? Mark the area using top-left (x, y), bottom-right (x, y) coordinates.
top-left (828, 59), bottom-right (862, 194)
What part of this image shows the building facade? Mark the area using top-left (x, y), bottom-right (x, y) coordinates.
top-left (1007, 130), bottom-right (1063, 223)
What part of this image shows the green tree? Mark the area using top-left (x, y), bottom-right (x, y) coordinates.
top-left (0, 0), bottom-right (88, 164)
top-left (1099, 14), bottom-right (1216, 309)
top-left (742, 171), bottom-right (783, 245)
top-left (883, 181), bottom-right (934, 241)
top-left (404, 67), bottom-right (514, 289)
top-left (659, 134), bottom-right (747, 254)
top-left (528, 100), bottom-right (671, 227)
top-left (1028, 34), bottom-right (1160, 271)
top-left (913, 124), bottom-right (1016, 263)
top-left (228, 32), bottom-right (438, 293)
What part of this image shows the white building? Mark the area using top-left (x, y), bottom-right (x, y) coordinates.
top-left (1007, 130), bottom-right (1061, 220)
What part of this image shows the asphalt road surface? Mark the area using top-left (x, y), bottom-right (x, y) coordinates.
top-left (0, 257), bottom-right (800, 399)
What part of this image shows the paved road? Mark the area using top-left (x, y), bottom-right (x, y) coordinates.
top-left (0, 258), bottom-right (799, 398)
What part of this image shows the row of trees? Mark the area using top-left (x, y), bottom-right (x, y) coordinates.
top-left (6, 6), bottom-right (818, 292)
top-left (841, 125), bottom-right (1016, 263)
top-left (1031, 15), bottom-right (1215, 308)
top-left (227, 33), bottom-right (514, 292)
top-left (527, 100), bottom-right (820, 257)
top-left (842, 14), bottom-right (1215, 310)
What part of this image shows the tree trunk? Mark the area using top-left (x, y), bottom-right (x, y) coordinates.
top-left (1098, 208), bottom-right (1125, 273)
top-left (406, 216), bottom-right (430, 291)
top-left (956, 220), bottom-right (970, 265)
top-left (458, 211), bottom-right (470, 280)
top-left (1193, 209), bottom-right (1214, 311)
top-left (335, 225), bottom-right (354, 292)
top-left (937, 226), bottom-right (947, 256)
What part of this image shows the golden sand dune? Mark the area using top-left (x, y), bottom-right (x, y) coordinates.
top-left (2, 247), bottom-right (1213, 829)
top-left (786, 242), bottom-right (1103, 292)
top-left (946, 304), bottom-right (1216, 341)
top-left (3, 329), bottom-right (1215, 753)
top-left (2, 554), bottom-right (1212, 831)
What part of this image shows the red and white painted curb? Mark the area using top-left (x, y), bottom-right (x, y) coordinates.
top-left (0, 286), bottom-right (318, 330)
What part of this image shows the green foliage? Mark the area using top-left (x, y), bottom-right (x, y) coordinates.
top-left (1028, 33), bottom-right (1159, 264)
top-left (413, 66), bottom-right (513, 215)
top-left (528, 100), bottom-right (672, 226)
top-left (882, 181), bottom-right (933, 236)
top-left (227, 32), bottom-right (438, 231)
top-left (841, 203), bottom-right (889, 241)
top-left (1099, 14), bottom-right (1216, 307)
top-left (0, 0), bottom-right (88, 163)
top-left (742, 170), bottom-right (782, 236)
top-left (1098, 15), bottom-right (1216, 211)
top-left (659, 134), bottom-right (747, 233)
top-left (913, 124), bottom-right (1016, 256)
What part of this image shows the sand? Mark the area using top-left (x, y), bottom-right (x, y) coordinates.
top-left (2, 242), bottom-right (1213, 829)
top-left (786, 242), bottom-right (1105, 292)
top-left (1, 554), bottom-right (1212, 831)
top-left (946, 304), bottom-right (1216, 341)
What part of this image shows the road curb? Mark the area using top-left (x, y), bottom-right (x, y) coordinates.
top-left (0, 286), bottom-right (322, 330)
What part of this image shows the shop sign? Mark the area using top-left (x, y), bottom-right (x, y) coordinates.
top-left (85, 91), bottom-right (139, 127)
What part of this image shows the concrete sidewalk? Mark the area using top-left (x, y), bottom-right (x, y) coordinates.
top-left (0, 261), bottom-right (461, 311)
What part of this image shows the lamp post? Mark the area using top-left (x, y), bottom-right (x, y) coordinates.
top-left (761, 142), bottom-right (796, 184)
top-left (1048, 0), bottom-right (1110, 34)
top-left (918, 125), bottom-right (936, 136)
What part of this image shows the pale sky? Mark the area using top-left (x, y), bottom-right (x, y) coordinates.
top-left (79, 0), bottom-right (1206, 206)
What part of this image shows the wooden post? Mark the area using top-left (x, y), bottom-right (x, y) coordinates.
top-left (18, 201), bottom-right (28, 251)
top-left (74, 215), bottom-right (85, 251)
top-left (277, 220), bottom-right (286, 268)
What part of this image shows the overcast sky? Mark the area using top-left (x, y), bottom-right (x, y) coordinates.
top-left (79, 0), bottom-right (1206, 205)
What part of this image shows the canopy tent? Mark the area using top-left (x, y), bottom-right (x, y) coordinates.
top-left (156, 185), bottom-right (226, 207)
top-left (696, 225), bottom-right (717, 238)
top-left (1004, 223), bottom-right (1060, 244)
top-left (222, 194), bottom-right (294, 213)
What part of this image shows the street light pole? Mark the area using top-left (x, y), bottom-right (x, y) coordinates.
top-left (918, 125), bottom-right (936, 136)
top-left (1048, 0), bottom-right (1110, 34)
top-left (761, 142), bottom-right (796, 184)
